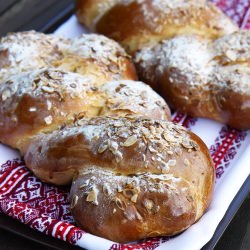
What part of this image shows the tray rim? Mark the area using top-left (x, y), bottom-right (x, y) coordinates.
top-left (0, 2), bottom-right (250, 249)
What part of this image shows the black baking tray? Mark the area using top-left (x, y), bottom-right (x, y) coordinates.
top-left (0, 2), bottom-right (250, 249)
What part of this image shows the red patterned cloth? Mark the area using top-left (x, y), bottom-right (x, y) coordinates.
top-left (1, 1), bottom-right (250, 249)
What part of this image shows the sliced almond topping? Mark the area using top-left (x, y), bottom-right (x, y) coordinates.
top-left (47, 100), bottom-right (52, 111)
top-left (2, 89), bottom-right (11, 101)
top-left (148, 145), bottom-right (157, 153)
top-left (173, 126), bottom-right (182, 134)
top-left (79, 179), bottom-right (90, 189)
top-left (86, 188), bottom-right (98, 205)
top-left (70, 195), bottom-right (78, 209)
top-left (168, 159), bottom-right (176, 167)
top-left (143, 199), bottom-right (154, 211)
top-left (113, 121), bottom-right (123, 127)
top-left (131, 194), bottom-right (138, 203)
top-left (184, 158), bottom-right (190, 166)
top-left (115, 151), bottom-right (123, 163)
top-left (109, 140), bottom-right (119, 152)
top-left (123, 135), bottom-right (137, 147)
top-left (181, 139), bottom-right (193, 149)
top-left (98, 143), bottom-right (108, 153)
top-left (115, 197), bottom-right (125, 210)
top-left (225, 50), bottom-right (237, 61)
top-left (162, 166), bottom-right (169, 174)
top-left (44, 115), bottom-right (53, 125)
top-left (191, 141), bottom-right (199, 150)
top-left (41, 85), bottom-right (54, 93)
top-left (163, 133), bottom-right (177, 142)
top-left (92, 135), bottom-right (99, 141)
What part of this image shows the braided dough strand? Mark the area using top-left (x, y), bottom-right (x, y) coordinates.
top-left (0, 31), bottom-right (136, 84)
top-left (135, 31), bottom-right (250, 129)
top-left (0, 68), bottom-right (170, 154)
top-left (76, 0), bottom-right (238, 53)
top-left (76, 0), bottom-right (250, 129)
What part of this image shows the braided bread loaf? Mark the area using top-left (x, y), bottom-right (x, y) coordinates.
top-left (25, 117), bottom-right (214, 242)
top-left (0, 31), bottom-right (136, 84)
top-left (0, 31), bottom-right (214, 242)
top-left (76, 0), bottom-right (250, 129)
top-left (135, 32), bottom-right (250, 129)
top-left (76, 0), bottom-right (238, 53)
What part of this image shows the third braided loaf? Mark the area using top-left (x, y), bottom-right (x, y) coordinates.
top-left (76, 0), bottom-right (250, 129)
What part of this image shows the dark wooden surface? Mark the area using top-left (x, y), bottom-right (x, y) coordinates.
top-left (0, 0), bottom-right (250, 249)
top-left (0, 0), bottom-right (73, 36)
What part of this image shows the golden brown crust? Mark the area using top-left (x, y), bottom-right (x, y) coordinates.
top-left (24, 117), bottom-right (214, 242)
top-left (134, 31), bottom-right (250, 129)
top-left (76, 0), bottom-right (119, 29)
top-left (76, 0), bottom-right (238, 54)
top-left (0, 31), bottom-right (137, 84)
top-left (0, 28), bottom-right (214, 243)
top-left (0, 69), bottom-right (170, 153)
top-left (75, 0), bottom-right (250, 129)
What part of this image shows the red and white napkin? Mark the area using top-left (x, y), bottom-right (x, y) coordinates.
top-left (1, 1), bottom-right (250, 249)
